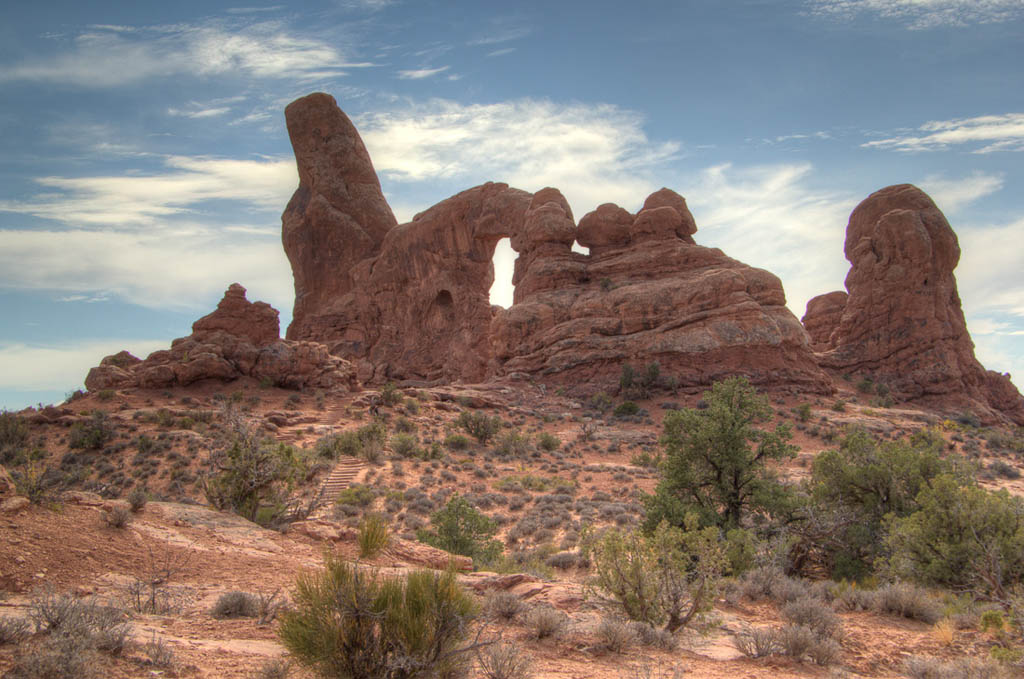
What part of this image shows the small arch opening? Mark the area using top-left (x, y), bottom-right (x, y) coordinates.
top-left (489, 237), bottom-right (516, 308)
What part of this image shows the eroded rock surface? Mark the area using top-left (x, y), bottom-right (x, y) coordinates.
top-left (801, 291), bottom-right (848, 351)
top-left (806, 185), bottom-right (1024, 423)
top-left (278, 93), bottom-right (831, 394)
top-left (86, 285), bottom-right (357, 393)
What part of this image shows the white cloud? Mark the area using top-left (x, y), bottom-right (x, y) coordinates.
top-left (0, 226), bottom-right (294, 312)
top-left (958, 218), bottom-right (1024, 320)
top-left (917, 171), bottom-right (1004, 212)
top-left (486, 48), bottom-right (516, 57)
top-left (863, 113), bottom-right (1024, 153)
top-left (468, 26), bottom-right (532, 45)
top-left (0, 340), bottom-right (168, 391)
top-left (0, 20), bottom-right (370, 86)
top-left (358, 98), bottom-right (680, 214)
top-left (168, 106), bottom-right (232, 118)
top-left (808, 0), bottom-right (1024, 28)
top-left (396, 66), bottom-right (450, 79)
top-left (0, 155), bottom-right (297, 226)
top-left (685, 163), bottom-right (858, 318)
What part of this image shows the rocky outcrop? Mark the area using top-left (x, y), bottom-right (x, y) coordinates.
top-left (801, 291), bottom-right (848, 351)
top-left (278, 93), bottom-right (832, 394)
top-left (85, 284), bottom-right (357, 393)
top-left (806, 185), bottom-right (1024, 423)
top-left (283, 92), bottom-right (398, 345)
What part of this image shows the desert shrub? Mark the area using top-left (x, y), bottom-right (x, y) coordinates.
top-left (806, 636), bottom-right (842, 666)
top-left (494, 430), bottom-right (532, 458)
top-left (537, 432), bottom-right (560, 452)
top-left (358, 514), bottom-right (390, 558)
top-left (776, 624), bottom-right (816, 660)
top-left (613, 401), bottom-right (640, 417)
top-left (545, 551), bottom-right (578, 570)
top-left (794, 403), bottom-right (812, 422)
top-left (68, 410), bottom-right (113, 450)
top-left (258, 658), bottom-right (292, 679)
top-left (102, 505), bottom-right (133, 529)
top-left (445, 434), bottom-right (471, 451)
top-left (336, 484), bottom-right (376, 508)
top-left (0, 616), bottom-right (31, 645)
top-left (317, 423), bottom-right (387, 463)
top-left (278, 557), bottom-right (477, 679)
top-left (211, 591), bottom-right (259, 618)
top-left (595, 617), bottom-right (638, 653)
top-left (26, 588), bottom-right (131, 661)
top-left (476, 642), bottom-right (533, 679)
top-left (589, 518), bottom-right (725, 632)
top-left (903, 656), bottom-right (1009, 679)
top-left (644, 377), bottom-right (796, 531)
top-left (627, 621), bottom-right (677, 650)
top-left (391, 433), bottom-right (420, 458)
top-left (457, 411), bottom-right (503, 443)
top-left (885, 475), bottom-right (1024, 597)
top-left (484, 591), bottom-right (523, 622)
top-left (393, 416), bottom-right (416, 433)
top-left (734, 626), bottom-right (779, 658)
top-left (987, 459), bottom-right (1020, 479)
top-left (143, 632), bottom-right (176, 668)
top-left (417, 494), bottom-right (502, 567)
top-left (202, 422), bottom-right (305, 524)
top-left (380, 382), bottom-right (402, 406)
top-left (523, 605), bottom-right (568, 640)
top-left (831, 400), bottom-right (846, 412)
top-left (807, 429), bottom-right (957, 578)
top-left (588, 392), bottom-right (614, 414)
top-left (870, 582), bottom-right (942, 624)
top-left (12, 462), bottom-right (57, 505)
top-left (781, 596), bottom-right (841, 639)
top-left (5, 634), bottom-right (97, 679)
top-left (127, 487), bottom-right (148, 512)
top-left (0, 410), bottom-right (29, 463)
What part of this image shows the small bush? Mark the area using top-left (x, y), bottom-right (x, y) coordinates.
top-left (871, 582), bottom-right (942, 624)
top-left (0, 410), bottom-right (29, 463)
top-left (734, 626), bottom-right (778, 658)
top-left (417, 494), bottom-right (502, 566)
top-left (806, 636), bottom-right (842, 666)
top-left (596, 617), bottom-right (638, 653)
top-left (794, 403), bottom-right (812, 422)
top-left (476, 642), bottom-right (534, 679)
top-left (445, 433), bottom-right (471, 451)
top-left (336, 484), bottom-right (376, 508)
top-left (457, 411), bottom-right (503, 443)
top-left (127, 487), bottom-right (148, 513)
top-left (484, 591), bottom-right (523, 622)
top-left (211, 591), bottom-right (259, 619)
top-left (831, 400), bottom-right (846, 412)
top-left (5, 635), bottom-right (96, 679)
top-left (776, 624), bottom-right (816, 660)
top-left (358, 514), bottom-right (390, 558)
top-left (380, 382), bottom-right (402, 406)
top-left (903, 656), bottom-right (1009, 679)
top-left (102, 506), bottom-right (133, 529)
top-left (627, 621), bottom-right (677, 650)
top-left (613, 401), bottom-right (640, 417)
top-left (391, 433), bottom-right (420, 458)
top-left (523, 605), bottom-right (568, 640)
top-left (69, 411), bottom-right (113, 450)
top-left (537, 432), bottom-right (560, 452)
top-left (781, 596), bottom-right (841, 639)
top-left (258, 658), bottom-right (291, 679)
top-left (278, 557), bottom-right (477, 679)
top-left (144, 632), bottom-right (176, 668)
top-left (0, 616), bottom-right (31, 645)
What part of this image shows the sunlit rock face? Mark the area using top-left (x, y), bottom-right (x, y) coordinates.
top-left (277, 93), bottom-right (832, 394)
top-left (804, 184), bottom-right (1024, 424)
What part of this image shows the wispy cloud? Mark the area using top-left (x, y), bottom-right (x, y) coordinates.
top-left (0, 155), bottom-right (297, 226)
top-left (486, 48), bottom-right (516, 57)
top-left (685, 163), bottom-right (857, 317)
top-left (0, 339), bottom-right (169, 392)
top-left (358, 98), bottom-right (680, 213)
top-left (807, 0), bottom-right (1024, 28)
top-left (468, 26), bottom-right (532, 45)
top-left (168, 106), bottom-right (232, 119)
top-left (863, 113), bottom-right (1024, 153)
top-left (0, 20), bottom-right (370, 86)
top-left (396, 65), bottom-right (450, 79)
top-left (916, 171), bottom-right (1004, 212)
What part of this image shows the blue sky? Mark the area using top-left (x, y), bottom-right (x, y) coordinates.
top-left (1, 0), bottom-right (1023, 409)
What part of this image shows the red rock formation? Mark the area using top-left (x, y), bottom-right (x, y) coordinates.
top-left (801, 291), bottom-right (848, 351)
top-left (277, 93), bottom-right (832, 394)
top-left (808, 184), bottom-right (1024, 423)
top-left (283, 92), bottom-right (398, 344)
top-left (86, 285), bottom-right (357, 393)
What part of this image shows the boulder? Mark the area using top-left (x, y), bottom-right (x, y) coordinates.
top-left (192, 283), bottom-right (279, 346)
top-left (801, 291), bottom-right (848, 351)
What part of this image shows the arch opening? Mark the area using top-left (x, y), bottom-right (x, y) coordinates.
top-left (488, 237), bottom-right (516, 309)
